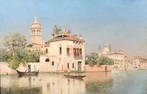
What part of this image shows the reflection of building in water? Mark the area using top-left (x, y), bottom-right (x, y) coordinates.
top-left (85, 72), bottom-right (112, 82)
top-left (1, 74), bottom-right (85, 94)
top-left (85, 72), bottom-right (112, 94)
top-left (1, 87), bottom-right (41, 94)
top-left (1, 72), bottom-right (114, 94)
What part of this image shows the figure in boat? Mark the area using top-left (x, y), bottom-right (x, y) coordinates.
top-left (16, 64), bottom-right (39, 77)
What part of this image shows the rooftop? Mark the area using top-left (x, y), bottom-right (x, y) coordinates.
top-left (44, 28), bottom-right (85, 47)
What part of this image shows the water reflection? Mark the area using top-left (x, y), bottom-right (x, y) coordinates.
top-left (86, 80), bottom-right (112, 94)
top-left (1, 73), bottom-right (86, 94)
top-left (111, 70), bottom-right (147, 94)
top-left (1, 87), bottom-right (41, 94)
top-left (1, 71), bottom-right (147, 94)
top-left (85, 72), bottom-right (112, 94)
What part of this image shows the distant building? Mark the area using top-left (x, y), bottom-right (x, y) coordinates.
top-left (99, 44), bottom-right (129, 70)
top-left (131, 56), bottom-right (147, 69)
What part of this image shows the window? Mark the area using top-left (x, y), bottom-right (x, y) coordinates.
top-left (73, 48), bottom-right (76, 56)
top-left (45, 58), bottom-right (50, 62)
top-left (80, 49), bottom-right (82, 56)
top-left (52, 61), bottom-right (54, 66)
top-left (46, 48), bottom-right (48, 54)
top-left (72, 63), bottom-right (74, 68)
top-left (67, 63), bottom-right (70, 69)
top-left (67, 48), bottom-right (70, 56)
top-left (75, 48), bottom-right (77, 56)
top-left (59, 47), bottom-right (62, 55)
top-left (77, 48), bottom-right (79, 56)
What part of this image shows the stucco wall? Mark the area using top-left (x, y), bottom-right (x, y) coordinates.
top-left (41, 40), bottom-right (85, 72)
top-left (85, 65), bottom-right (113, 72)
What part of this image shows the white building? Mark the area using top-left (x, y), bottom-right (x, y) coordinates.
top-left (29, 19), bottom-right (85, 72)
top-left (40, 28), bottom-right (85, 72)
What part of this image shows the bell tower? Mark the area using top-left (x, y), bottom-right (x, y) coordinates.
top-left (31, 17), bottom-right (43, 51)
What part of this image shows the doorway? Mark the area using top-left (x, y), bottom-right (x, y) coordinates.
top-left (78, 61), bottom-right (82, 71)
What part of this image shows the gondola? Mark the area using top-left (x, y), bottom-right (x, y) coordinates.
top-left (64, 74), bottom-right (86, 79)
top-left (16, 70), bottom-right (39, 77)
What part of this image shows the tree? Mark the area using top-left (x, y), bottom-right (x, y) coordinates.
top-left (24, 50), bottom-right (40, 62)
top-left (4, 33), bottom-right (27, 56)
top-left (0, 48), bottom-right (8, 62)
top-left (53, 25), bottom-right (62, 34)
top-left (3, 33), bottom-right (28, 69)
top-left (97, 56), bottom-right (114, 65)
top-left (8, 55), bottom-right (20, 69)
top-left (85, 53), bottom-right (99, 66)
top-left (85, 53), bottom-right (114, 66)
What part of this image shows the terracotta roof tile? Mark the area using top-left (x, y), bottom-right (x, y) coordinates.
top-left (46, 34), bottom-right (85, 42)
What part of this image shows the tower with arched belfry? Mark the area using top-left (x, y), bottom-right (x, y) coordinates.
top-left (31, 17), bottom-right (43, 51)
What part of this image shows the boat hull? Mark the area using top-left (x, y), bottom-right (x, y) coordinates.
top-left (16, 70), bottom-right (39, 77)
top-left (64, 74), bottom-right (86, 79)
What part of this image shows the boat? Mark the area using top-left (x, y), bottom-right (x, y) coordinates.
top-left (64, 74), bottom-right (86, 79)
top-left (16, 70), bottom-right (39, 77)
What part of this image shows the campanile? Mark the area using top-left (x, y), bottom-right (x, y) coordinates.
top-left (31, 17), bottom-right (43, 50)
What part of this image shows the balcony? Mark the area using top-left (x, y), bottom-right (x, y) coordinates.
top-left (74, 56), bottom-right (83, 60)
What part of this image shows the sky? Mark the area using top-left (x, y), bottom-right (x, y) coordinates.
top-left (0, 0), bottom-right (147, 57)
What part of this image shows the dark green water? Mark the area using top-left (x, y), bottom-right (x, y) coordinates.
top-left (0, 70), bottom-right (147, 94)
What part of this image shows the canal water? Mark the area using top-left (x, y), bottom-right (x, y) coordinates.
top-left (0, 70), bottom-right (147, 94)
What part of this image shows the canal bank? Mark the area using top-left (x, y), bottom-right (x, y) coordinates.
top-left (1, 62), bottom-right (147, 75)
top-left (0, 62), bottom-right (113, 75)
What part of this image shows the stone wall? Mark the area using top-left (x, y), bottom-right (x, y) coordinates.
top-left (1, 62), bottom-right (113, 74)
top-left (85, 65), bottom-right (113, 72)
top-left (0, 62), bottom-right (52, 75)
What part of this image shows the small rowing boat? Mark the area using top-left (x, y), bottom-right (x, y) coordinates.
top-left (16, 70), bottom-right (39, 77)
top-left (64, 74), bottom-right (86, 79)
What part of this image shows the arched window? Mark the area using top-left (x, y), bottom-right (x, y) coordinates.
top-left (45, 58), bottom-right (50, 62)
